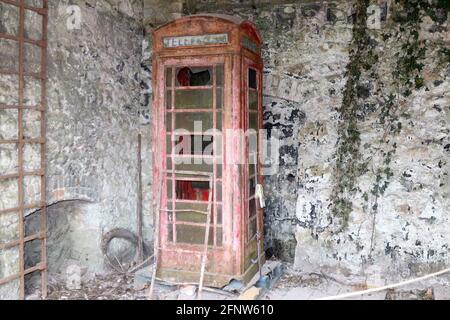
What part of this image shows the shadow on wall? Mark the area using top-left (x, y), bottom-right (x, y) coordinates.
top-left (22, 201), bottom-right (89, 294)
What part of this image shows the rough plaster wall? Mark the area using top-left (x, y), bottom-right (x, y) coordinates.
top-left (1, 0), bottom-right (145, 298)
top-left (143, 0), bottom-right (449, 283)
top-left (44, 0), bottom-right (146, 273)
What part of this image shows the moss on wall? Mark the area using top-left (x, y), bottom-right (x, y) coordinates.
top-left (330, 0), bottom-right (449, 232)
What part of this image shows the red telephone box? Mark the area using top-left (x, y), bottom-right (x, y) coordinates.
top-left (152, 14), bottom-right (264, 287)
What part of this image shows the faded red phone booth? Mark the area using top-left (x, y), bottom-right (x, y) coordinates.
top-left (152, 14), bottom-right (264, 287)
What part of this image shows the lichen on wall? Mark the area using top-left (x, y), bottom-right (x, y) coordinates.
top-left (294, 0), bottom-right (449, 283)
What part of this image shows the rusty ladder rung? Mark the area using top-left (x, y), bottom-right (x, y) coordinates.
top-left (0, 170), bottom-right (45, 180)
top-left (0, 32), bottom-right (46, 47)
top-left (0, 232), bottom-right (45, 250)
top-left (0, 263), bottom-right (46, 286)
top-left (0, 104), bottom-right (42, 110)
top-left (0, 202), bottom-right (46, 216)
top-left (0, 138), bottom-right (45, 144)
top-left (0, 68), bottom-right (45, 80)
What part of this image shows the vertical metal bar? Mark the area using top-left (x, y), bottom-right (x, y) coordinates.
top-left (212, 65), bottom-right (217, 247)
top-left (137, 133), bottom-right (143, 263)
top-left (197, 175), bottom-right (213, 300)
top-left (148, 171), bottom-right (162, 300)
top-left (171, 67), bottom-right (176, 243)
top-left (17, 0), bottom-right (25, 300)
top-left (148, 57), bottom-right (162, 300)
top-left (39, 0), bottom-right (48, 299)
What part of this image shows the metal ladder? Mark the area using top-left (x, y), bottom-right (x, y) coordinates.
top-left (0, 0), bottom-right (48, 299)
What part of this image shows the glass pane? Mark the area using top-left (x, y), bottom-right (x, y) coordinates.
top-left (175, 202), bottom-right (209, 223)
top-left (248, 131), bottom-right (258, 155)
top-left (216, 88), bottom-right (223, 109)
top-left (175, 112), bottom-right (213, 131)
top-left (168, 223), bottom-right (173, 242)
top-left (249, 69), bottom-right (257, 89)
top-left (176, 225), bottom-right (214, 245)
top-left (215, 182), bottom-right (222, 202)
top-left (249, 113), bottom-right (258, 131)
top-left (216, 65), bottom-right (224, 86)
top-left (217, 111), bottom-right (222, 130)
top-left (172, 135), bottom-right (214, 156)
top-left (176, 67), bottom-right (212, 86)
top-left (166, 135), bottom-right (172, 154)
top-left (249, 161), bottom-right (255, 177)
top-left (176, 180), bottom-right (211, 201)
top-left (249, 177), bottom-right (256, 199)
top-left (166, 179), bottom-right (173, 198)
top-left (217, 163), bottom-right (222, 178)
top-left (166, 68), bottom-right (172, 87)
top-left (166, 90), bottom-right (172, 109)
top-left (173, 157), bottom-right (214, 174)
top-left (216, 205), bottom-right (222, 224)
top-left (166, 156), bottom-right (172, 170)
top-left (166, 113), bottom-right (172, 131)
top-left (249, 90), bottom-right (258, 110)
top-left (214, 134), bottom-right (223, 158)
top-left (249, 215), bottom-right (257, 238)
top-left (175, 90), bottom-right (213, 109)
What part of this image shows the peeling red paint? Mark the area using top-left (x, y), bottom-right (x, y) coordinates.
top-left (152, 14), bottom-right (264, 286)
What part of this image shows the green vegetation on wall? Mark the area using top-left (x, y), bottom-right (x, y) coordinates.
top-left (330, 0), bottom-right (448, 233)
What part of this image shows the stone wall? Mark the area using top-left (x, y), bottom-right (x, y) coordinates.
top-left (44, 0), bottom-right (145, 275)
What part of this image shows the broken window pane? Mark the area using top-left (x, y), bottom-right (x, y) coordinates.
top-left (176, 180), bottom-right (210, 201)
top-left (176, 67), bottom-right (212, 86)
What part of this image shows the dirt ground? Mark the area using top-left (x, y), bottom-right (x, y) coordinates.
top-left (36, 262), bottom-right (450, 300)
